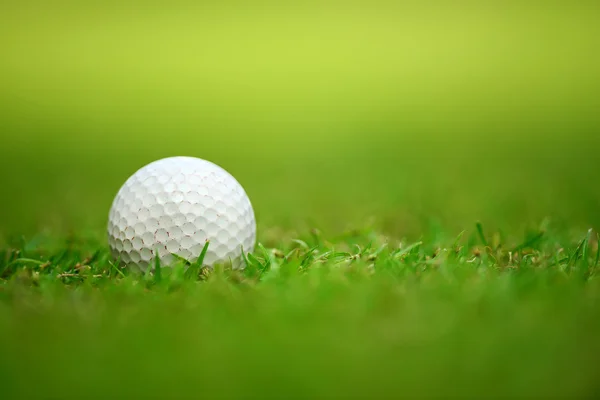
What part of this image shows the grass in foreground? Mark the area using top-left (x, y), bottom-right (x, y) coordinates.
top-left (1, 224), bottom-right (599, 398)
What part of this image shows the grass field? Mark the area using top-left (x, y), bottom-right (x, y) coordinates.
top-left (1, 2), bottom-right (600, 398)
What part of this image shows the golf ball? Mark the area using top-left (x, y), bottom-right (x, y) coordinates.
top-left (107, 156), bottom-right (256, 270)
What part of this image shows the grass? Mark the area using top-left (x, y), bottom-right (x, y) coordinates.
top-left (1, 225), bottom-right (600, 398)
top-left (2, 2), bottom-right (600, 398)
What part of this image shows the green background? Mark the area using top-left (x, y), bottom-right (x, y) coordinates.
top-left (1, 2), bottom-right (600, 398)
top-left (1, 2), bottom-right (599, 239)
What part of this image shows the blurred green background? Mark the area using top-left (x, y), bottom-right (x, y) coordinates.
top-left (1, 1), bottom-right (599, 237)
top-left (2, 3), bottom-right (600, 399)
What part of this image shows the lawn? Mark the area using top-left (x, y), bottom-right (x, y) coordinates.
top-left (1, 2), bottom-right (600, 398)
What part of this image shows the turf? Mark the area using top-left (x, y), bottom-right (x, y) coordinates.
top-left (2, 226), bottom-right (600, 398)
top-left (2, 2), bottom-right (600, 399)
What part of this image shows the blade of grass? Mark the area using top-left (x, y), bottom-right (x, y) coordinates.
top-left (184, 240), bottom-right (210, 279)
top-left (196, 241), bottom-right (210, 267)
top-left (7, 258), bottom-right (46, 268)
top-left (372, 243), bottom-right (388, 257)
top-left (284, 248), bottom-right (299, 260)
top-left (595, 232), bottom-right (600, 270)
top-left (185, 241), bottom-right (210, 280)
top-left (108, 259), bottom-right (126, 278)
top-left (314, 250), bottom-right (332, 262)
top-left (476, 222), bottom-right (488, 247)
top-left (581, 228), bottom-right (593, 266)
top-left (291, 239), bottom-right (309, 249)
top-left (513, 231), bottom-right (545, 253)
top-left (87, 250), bottom-right (101, 265)
top-left (154, 250), bottom-right (162, 283)
top-left (257, 243), bottom-right (272, 270)
top-left (247, 253), bottom-right (264, 270)
top-left (241, 246), bottom-right (263, 277)
top-left (300, 246), bottom-right (319, 268)
top-left (171, 253), bottom-right (191, 266)
top-left (393, 241), bottom-right (423, 259)
top-left (241, 246), bottom-right (252, 270)
top-left (257, 243), bottom-right (274, 278)
top-left (567, 234), bottom-right (588, 272)
top-left (452, 230), bottom-right (465, 249)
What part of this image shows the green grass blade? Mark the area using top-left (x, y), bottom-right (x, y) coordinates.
top-left (291, 239), bottom-right (309, 249)
top-left (581, 229), bottom-right (593, 266)
top-left (257, 243), bottom-right (274, 278)
top-left (241, 246), bottom-right (262, 277)
top-left (171, 253), bottom-right (191, 266)
top-left (185, 241), bottom-right (210, 280)
top-left (393, 241), bottom-right (423, 259)
top-left (241, 246), bottom-right (251, 268)
top-left (108, 260), bottom-right (126, 278)
top-left (7, 258), bottom-right (46, 267)
top-left (196, 241), bottom-right (210, 268)
top-left (300, 246), bottom-right (318, 268)
top-left (567, 233), bottom-right (588, 272)
top-left (452, 230), bottom-right (465, 249)
top-left (247, 253), bottom-right (264, 269)
top-left (513, 231), bottom-right (545, 253)
top-left (154, 250), bottom-right (162, 283)
top-left (595, 232), bottom-right (600, 270)
top-left (476, 222), bottom-right (488, 247)
top-left (257, 243), bottom-right (272, 269)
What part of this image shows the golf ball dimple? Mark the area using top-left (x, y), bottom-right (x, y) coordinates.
top-left (108, 156), bottom-right (256, 270)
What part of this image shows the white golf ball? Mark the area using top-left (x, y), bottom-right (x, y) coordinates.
top-left (107, 156), bottom-right (256, 270)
